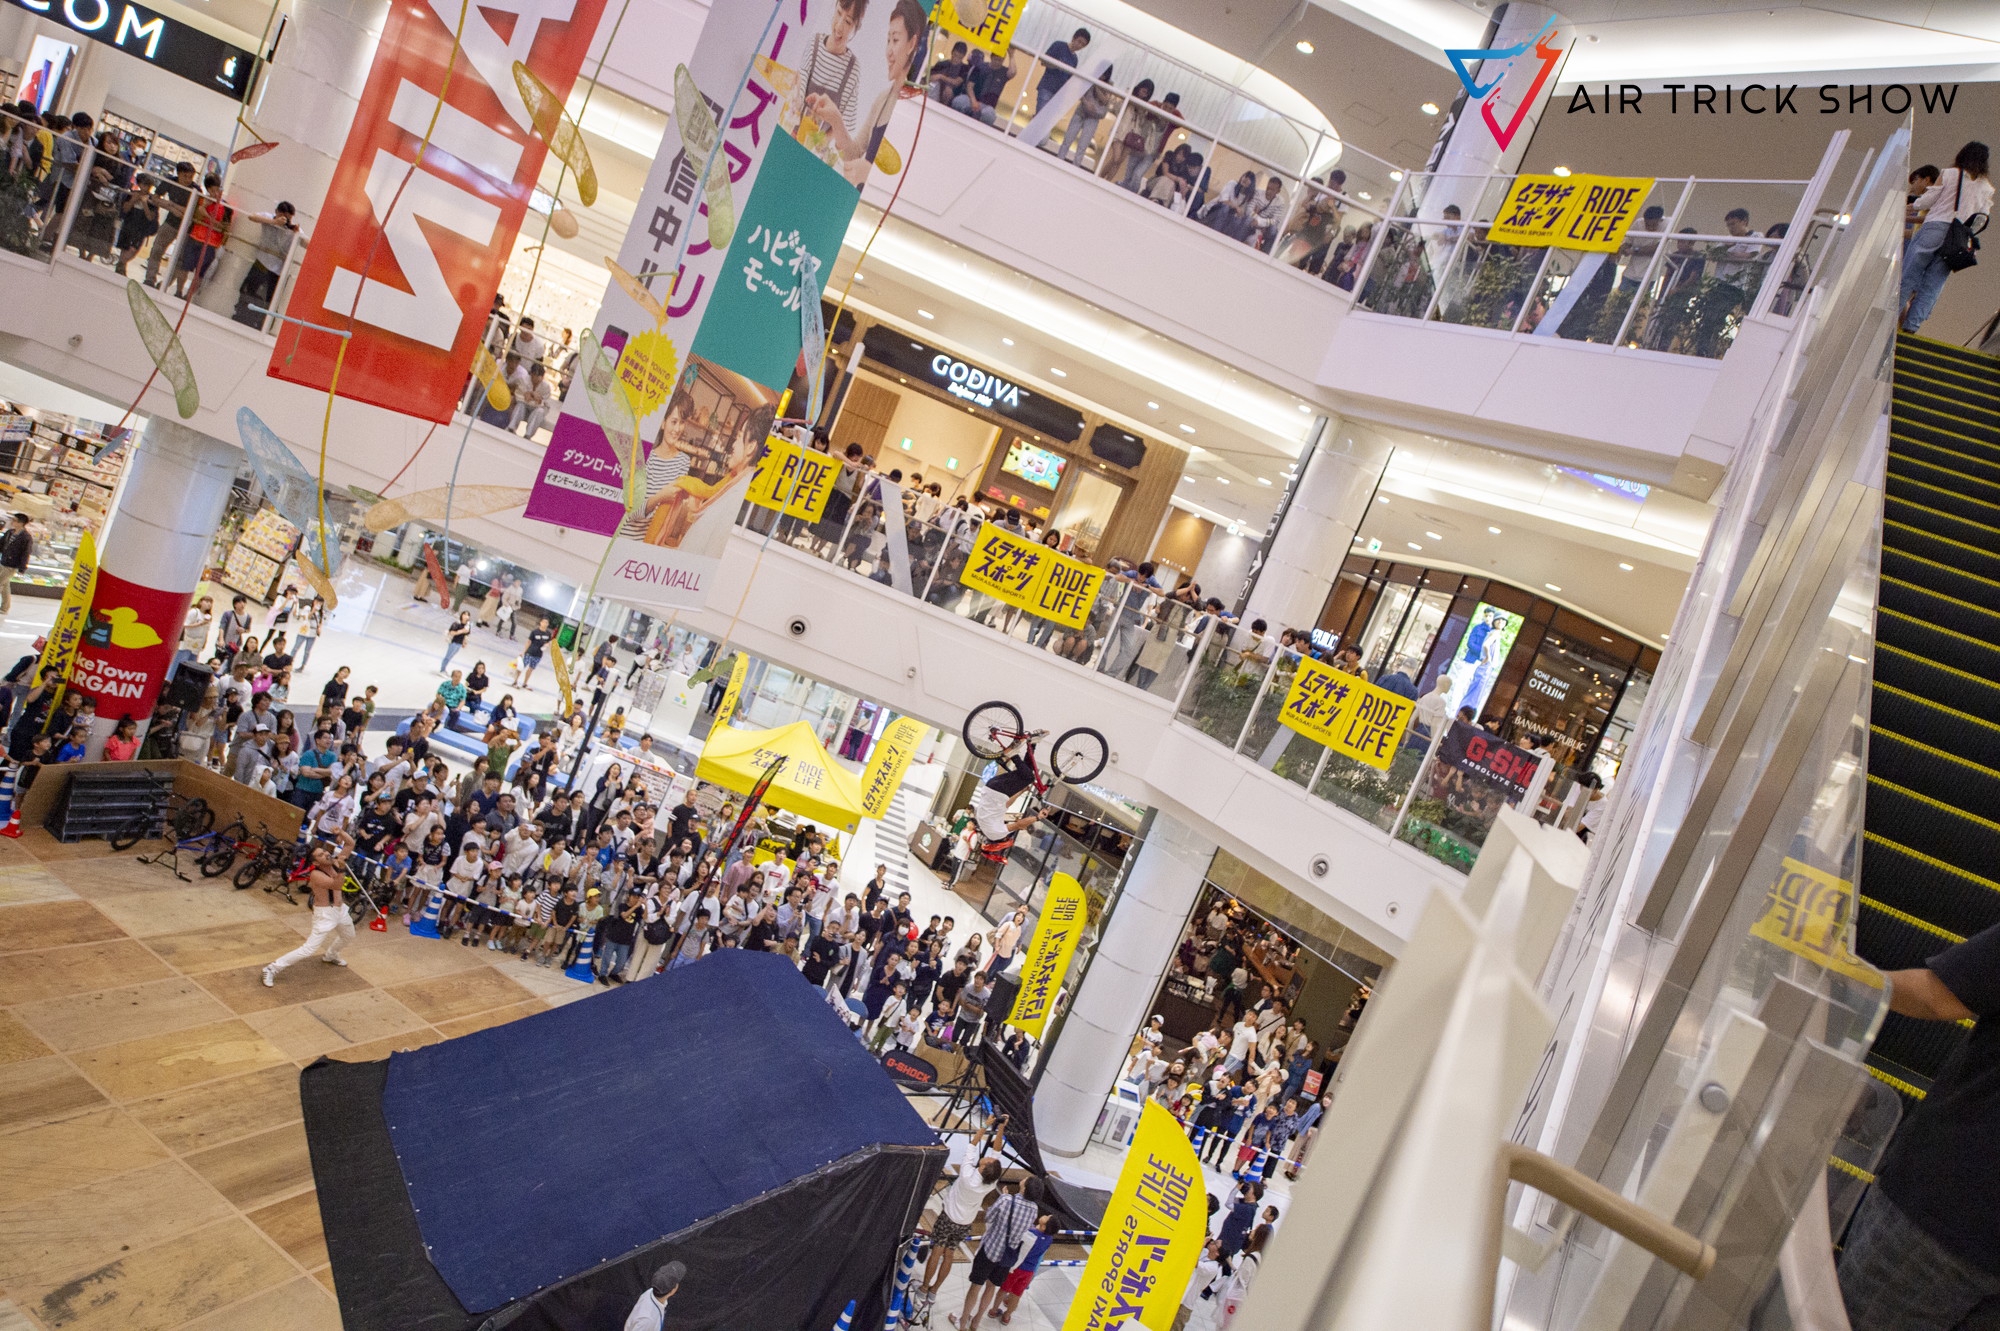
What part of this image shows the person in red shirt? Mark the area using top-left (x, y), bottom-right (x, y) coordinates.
top-left (170, 173), bottom-right (231, 297)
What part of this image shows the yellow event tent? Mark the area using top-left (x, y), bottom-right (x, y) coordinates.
top-left (694, 721), bottom-right (868, 833)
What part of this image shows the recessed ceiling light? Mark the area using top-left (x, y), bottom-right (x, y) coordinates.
top-left (1425, 531), bottom-right (1442, 540)
top-left (1258, 477), bottom-right (1272, 485)
top-left (1181, 475), bottom-right (1195, 483)
top-left (1488, 525), bottom-right (1502, 534)
top-left (1600, 635), bottom-right (1614, 643)
top-left (853, 272), bottom-right (866, 282)
top-left (1218, 477), bottom-right (1230, 485)
top-left (1295, 38), bottom-right (1314, 53)
top-left (1618, 562), bottom-right (1634, 571)
top-left (1147, 401), bottom-right (1159, 409)
top-left (1050, 367), bottom-right (1066, 377)
top-left (1377, 496), bottom-right (1390, 504)
top-left (1001, 337), bottom-right (1014, 345)
top-left (1408, 542), bottom-right (1422, 551)
top-left (1420, 102), bottom-right (1440, 115)
top-left (1389, 170), bottom-right (1404, 181)
top-left (1178, 424), bottom-right (1195, 433)
top-left (1552, 166), bottom-right (1573, 178)
top-left (1357, 191), bottom-right (1372, 200)
top-left (1297, 404), bottom-right (1312, 413)
top-left (1545, 583), bottom-right (1562, 592)
top-left (917, 308), bottom-right (934, 319)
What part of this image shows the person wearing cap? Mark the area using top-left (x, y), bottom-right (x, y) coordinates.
top-left (0, 512), bottom-right (31, 617)
top-left (235, 200), bottom-right (297, 326)
top-left (624, 1260), bottom-right (684, 1331)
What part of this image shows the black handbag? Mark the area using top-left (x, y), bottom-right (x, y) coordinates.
top-left (1938, 173), bottom-right (1987, 273)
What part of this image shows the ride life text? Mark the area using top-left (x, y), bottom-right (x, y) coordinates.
top-left (1567, 83), bottom-right (1959, 116)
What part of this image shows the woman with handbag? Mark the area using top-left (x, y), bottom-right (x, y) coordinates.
top-left (1098, 79), bottom-right (1157, 187)
top-left (1902, 141), bottom-right (1991, 334)
top-left (1055, 65), bottom-right (1113, 166)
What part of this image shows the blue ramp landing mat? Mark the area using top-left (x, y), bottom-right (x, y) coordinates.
top-left (379, 950), bottom-right (938, 1312)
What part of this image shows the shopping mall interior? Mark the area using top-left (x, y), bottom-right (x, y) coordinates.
top-left (0, 0), bottom-right (1992, 1327)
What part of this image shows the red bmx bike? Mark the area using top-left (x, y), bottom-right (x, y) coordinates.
top-left (960, 701), bottom-right (1109, 862)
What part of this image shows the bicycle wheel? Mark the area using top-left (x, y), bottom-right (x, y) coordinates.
top-left (232, 859), bottom-right (268, 892)
top-left (200, 824), bottom-right (245, 878)
top-left (110, 816), bottom-right (150, 852)
top-left (962, 701), bottom-right (1024, 761)
top-left (171, 799), bottom-right (214, 840)
top-left (1049, 726), bottom-right (1110, 784)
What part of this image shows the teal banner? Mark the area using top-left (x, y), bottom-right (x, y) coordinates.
top-left (691, 129), bottom-right (859, 391)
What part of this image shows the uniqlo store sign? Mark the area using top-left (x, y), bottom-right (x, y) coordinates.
top-left (272, 0), bottom-right (607, 421)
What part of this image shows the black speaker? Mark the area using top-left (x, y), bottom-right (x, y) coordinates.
top-left (1088, 424), bottom-right (1147, 470)
top-left (160, 662), bottom-right (213, 711)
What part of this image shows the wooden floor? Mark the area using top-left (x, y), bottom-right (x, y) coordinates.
top-left (0, 827), bottom-right (596, 1331)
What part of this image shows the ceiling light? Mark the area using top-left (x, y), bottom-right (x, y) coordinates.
top-left (1051, 367), bottom-right (1066, 377)
top-left (1146, 401), bottom-right (1159, 409)
top-left (1297, 404), bottom-right (1312, 413)
top-left (1357, 191), bottom-right (1372, 200)
top-left (1295, 38), bottom-right (1314, 53)
top-left (1600, 635), bottom-right (1614, 644)
top-left (1425, 530), bottom-right (1442, 540)
top-left (1407, 542), bottom-right (1422, 551)
top-left (1618, 562), bottom-right (1634, 571)
top-left (854, 272), bottom-right (865, 282)
top-left (1218, 477), bottom-right (1230, 485)
top-left (1488, 526), bottom-right (1501, 534)
top-left (1181, 475), bottom-right (1195, 483)
top-left (1178, 424), bottom-right (1195, 433)
top-left (1258, 477), bottom-right (1272, 485)
top-left (1001, 337), bottom-right (1014, 345)
top-left (1377, 496), bottom-right (1390, 504)
top-left (1545, 583), bottom-right (1562, 592)
top-left (1552, 166), bottom-right (1572, 178)
top-left (917, 308), bottom-right (934, 319)
top-left (1389, 170), bottom-right (1404, 181)
top-left (1420, 102), bottom-right (1440, 115)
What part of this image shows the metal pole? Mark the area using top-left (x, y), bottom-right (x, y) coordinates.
top-left (1231, 645), bottom-right (1283, 755)
top-left (1613, 179), bottom-right (1693, 348)
top-left (1387, 721), bottom-right (1448, 842)
top-left (1170, 614), bottom-right (1218, 713)
top-left (563, 671), bottom-right (613, 794)
top-left (1348, 173), bottom-right (1409, 304)
top-left (50, 143), bottom-right (94, 260)
top-left (1508, 245), bottom-right (1561, 334)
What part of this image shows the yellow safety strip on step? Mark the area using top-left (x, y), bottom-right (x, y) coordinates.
top-left (1828, 1155), bottom-right (1877, 1184)
top-left (1875, 681), bottom-right (2000, 735)
top-left (1863, 830), bottom-right (2000, 896)
top-left (1882, 576), bottom-right (2000, 624)
top-left (1885, 492), bottom-right (2000, 539)
top-left (1879, 607), bottom-right (2000, 654)
top-left (1890, 431), bottom-right (2000, 477)
top-left (1860, 894), bottom-right (1966, 943)
top-left (1868, 1065), bottom-right (1928, 1100)
top-left (1895, 371), bottom-right (2000, 411)
top-left (1888, 473), bottom-right (2000, 522)
top-left (1873, 726), bottom-right (2000, 780)
top-left (1884, 520), bottom-right (2000, 570)
top-left (1879, 543), bottom-right (2000, 591)
top-left (1898, 329), bottom-right (2000, 361)
top-left (1888, 413), bottom-right (2000, 454)
top-left (1877, 641), bottom-right (1998, 690)
top-left (1890, 451), bottom-right (2000, 500)
top-left (1865, 775), bottom-right (2000, 832)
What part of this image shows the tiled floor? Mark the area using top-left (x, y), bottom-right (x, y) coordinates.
top-left (0, 829), bottom-right (596, 1331)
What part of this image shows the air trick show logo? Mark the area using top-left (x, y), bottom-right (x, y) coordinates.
top-left (1445, 18), bottom-right (1564, 149)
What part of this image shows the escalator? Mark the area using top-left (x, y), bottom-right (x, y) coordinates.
top-left (1856, 332), bottom-right (2000, 1113)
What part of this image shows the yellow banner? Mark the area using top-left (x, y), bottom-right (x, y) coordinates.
top-left (37, 532), bottom-right (96, 711)
top-left (935, 0), bottom-right (1026, 57)
top-left (959, 525), bottom-right (1105, 632)
top-left (548, 639), bottom-right (575, 717)
top-left (1277, 656), bottom-right (1415, 771)
top-left (1749, 857), bottom-right (1880, 986)
top-left (714, 653), bottom-right (749, 727)
top-left (858, 714), bottom-right (929, 819)
top-left (1007, 873), bottom-right (1088, 1039)
top-left (745, 437), bottom-right (839, 522)
top-left (1487, 174), bottom-right (1654, 251)
top-left (1063, 1100), bottom-right (1208, 1331)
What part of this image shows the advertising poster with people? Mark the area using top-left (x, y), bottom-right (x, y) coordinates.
top-left (1443, 601), bottom-right (1524, 723)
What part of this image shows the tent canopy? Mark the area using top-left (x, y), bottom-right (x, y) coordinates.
top-left (696, 720), bottom-right (867, 832)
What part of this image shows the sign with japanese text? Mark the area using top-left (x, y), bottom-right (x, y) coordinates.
top-left (525, 0), bottom-right (934, 588)
top-left (1278, 658), bottom-right (1415, 771)
top-left (858, 714), bottom-right (929, 819)
top-left (1748, 857), bottom-right (1879, 986)
top-left (691, 127), bottom-right (857, 389)
top-left (1063, 1101), bottom-right (1207, 1331)
top-left (1007, 873), bottom-right (1087, 1040)
top-left (958, 525), bottom-right (1105, 632)
top-left (745, 435), bottom-right (840, 521)
top-left (934, 0), bottom-right (1026, 58)
top-left (1486, 173), bottom-right (1654, 251)
top-left (36, 533), bottom-right (96, 711)
top-left (67, 569), bottom-right (188, 720)
top-left (713, 653), bottom-right (749, 728)
top-left (271, 0), bottom-right (608, 420)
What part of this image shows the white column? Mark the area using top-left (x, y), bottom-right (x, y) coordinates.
top-left (1036, 813), bottom-right (1216, 1157)
top-left (73, 420), bottom-right (238, 752)
top-left (1419, 1), bottom-right (1565, 224)
top-left (1241, 427), bottom-right (1392, 635)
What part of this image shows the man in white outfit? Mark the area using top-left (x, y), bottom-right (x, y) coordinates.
top-left (263, 842), bottom-right (354, 985)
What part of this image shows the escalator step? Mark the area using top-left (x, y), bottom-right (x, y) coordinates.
top-left (1857, 894), bottom-right (1964, 968)
top-left (1889, 431), bottom-right (2000, 489)
top-left (1876, 607), bottom-right (2000, 680)
top-left (1859, 829), bottom-right (2000, 942)
top-left (1894, 381), bottom-right (2000, 434)
top-left (1870, 1010), bottom-right (1967, 1086)
top-left (1888, 451), bottom-right (2000, 513)
top-left (1882, 520), bottom-right (2000, 587)
top-left (1885, 492), bottom-right (2000, 554)
top-left (1886, 472), bottom-right (2000, 532)
top-left (1880, 551), bottom-right (2000, 616)
top-left (1896, 362), bottom-right (2000, 408)
top-left (1869, 729), bottom-right (2000, 822)
top-left (1881, 579), bottom-right (2000, 645)
top-left (1874, 643), bottom-right (2000, 718)
top-left (1865, 1057), bottom-right (1932, 1113)
top-left (1889, 412), bottom-right (2000, 470)
top-left (1897, 331), bottom-right (2000, 378)
top-left (1872, 684), bottom-right (2000, 773)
